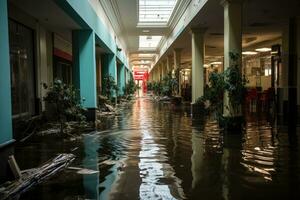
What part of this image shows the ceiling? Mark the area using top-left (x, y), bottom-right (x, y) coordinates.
top-left (106, 0), bottom-right (300, 70)
top-left (9, 0), bottom-right (300, 71)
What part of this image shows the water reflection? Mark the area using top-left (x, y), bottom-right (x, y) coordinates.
top-left (83, 134), bottom-right (99, 200)
top-left (13, 98), bottom-right (300, 200)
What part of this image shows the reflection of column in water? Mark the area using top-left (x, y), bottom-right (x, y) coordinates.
top-left (191, 132), bottom-right (204, 189)
top-left (83, 134), bottom-right (100, 200)
top-left (191, 121), bottom-right (225, 199)
top-left (222, 134), bottom-right (243, 200)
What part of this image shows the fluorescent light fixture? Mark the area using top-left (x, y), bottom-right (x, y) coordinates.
top-left (255, 47), bottom-right (272, 52)
top-left (210, 62), bottom-right (222, 65)
top-left (242, 51), bottom-right (258, 55)
top-left (139, 35), bottom-right (162, 49)
top-left (142, 30), bottom-right (150, 33)
top-left (139, 0), bottom-right (177, 24)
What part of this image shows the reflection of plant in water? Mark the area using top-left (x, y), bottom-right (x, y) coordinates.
top-left (43, 79), bottom-right (86, 134)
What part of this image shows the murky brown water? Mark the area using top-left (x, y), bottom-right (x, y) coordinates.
top-left (14, 97), bottom-right (300, 200)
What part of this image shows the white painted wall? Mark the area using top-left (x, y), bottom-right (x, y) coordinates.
top-left (88, 0), bottom-right (129, 66)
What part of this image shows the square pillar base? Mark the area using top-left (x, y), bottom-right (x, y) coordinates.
top-left (0, 140), bottom-right (15, 185)
top-left (85, 108), bottom-right (97, 122)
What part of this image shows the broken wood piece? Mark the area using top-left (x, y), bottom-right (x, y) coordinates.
top-left (0, 153), bottom-right (75, 200)
top-left (8, 155), bottom-right (21, 180)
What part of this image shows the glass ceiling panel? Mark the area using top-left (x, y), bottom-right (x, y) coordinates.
top-left (139, 0), bottom-right (177, 24)
top-left (139, 36), bottom-right (162, 49)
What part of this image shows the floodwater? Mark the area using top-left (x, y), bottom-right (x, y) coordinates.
top-left (14, 97), bottom-right (300, 200)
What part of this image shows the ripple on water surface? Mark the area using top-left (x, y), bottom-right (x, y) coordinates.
top-left (14, 98), bottom-right (300, 200)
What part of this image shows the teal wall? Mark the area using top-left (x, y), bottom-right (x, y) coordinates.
top-left (0, 0), bottom-right (13, 146)
top-left (56, 0), bottom-right (129, 67)
top-left (72, 30), bottom-right (97, 108)
top-left (118, 64), bottom-right (126, 96)
top-left (101, 54), bottom-right (117, 97)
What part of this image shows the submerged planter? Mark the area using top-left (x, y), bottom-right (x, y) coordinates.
top-left (171, 96), bottom-right (182, 105)
top-left (191, 103), bottom-right (206, 118)
top-left (219, 116), bottom-right (245, 133)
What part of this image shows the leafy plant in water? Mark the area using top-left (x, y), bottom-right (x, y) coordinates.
top-left (152, 81), bottom-right (163, 96)
top-left (102, 75), bottom-right (119, 100)
top-left (223, 52), bottom-right (247, 116)
top-left (194, 52), bottom-right (246, 123)
top-left (161, 72), bottom-right (178, 97)
top-left (125, 76), bottom-right (138, 96)
top-left (43, 79), bottom-right (86, 134)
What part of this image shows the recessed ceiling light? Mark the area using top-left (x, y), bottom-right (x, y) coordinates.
top-left (242, 51), bottom-right (258, 55)
top-left (255, 47), bottom-right (271, 52)
top-left (142, 30), bottom-right (150, 33)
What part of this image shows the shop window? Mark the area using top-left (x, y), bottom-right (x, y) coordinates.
top-left (9, 20), bottom-right (36, 118)
top-left (53, 56), bottom-right (72, 84)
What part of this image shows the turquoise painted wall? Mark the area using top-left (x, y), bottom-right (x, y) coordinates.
top-left (119, 64), bottom-right (126, 96)
top-left (0, 0), bottom-right (13, 145)
top-left (101, 54), bottom-right (117, 97)
top-left (56, 0), bottom-right (129, 67)
top-left (72, 30), bottom-right (97, 108)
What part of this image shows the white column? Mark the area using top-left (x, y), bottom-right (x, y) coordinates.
top-left (222, 0), bottom-right (243, 116)
top-left (166, 56), bottom-right (172, 73)
top-left (191, 28), bottom-right (206, 103)
top-left (174, 48), bottom-right (182, 95)
top-left (160, 63), bottom-right (164, 80)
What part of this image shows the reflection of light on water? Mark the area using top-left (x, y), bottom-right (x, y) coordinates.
top-left (240, 122), bottom-right (278, 182)
top-left (138, 100), bottom-right (185, 200)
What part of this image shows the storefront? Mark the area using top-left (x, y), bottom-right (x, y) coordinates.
top-left (9, 19), bottom-right (36, 119)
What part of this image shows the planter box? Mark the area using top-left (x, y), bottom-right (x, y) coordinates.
top-left (170, 96), bottom-right (182, 105)
top-left (219, 116), bottom-right (245, 133)
top-left (191, 103), bottom-right (206, 118)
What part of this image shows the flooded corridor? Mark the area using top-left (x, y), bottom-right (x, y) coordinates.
top-left (15, 98), bottom-right (300, 200)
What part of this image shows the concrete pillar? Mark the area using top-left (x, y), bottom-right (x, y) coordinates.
top-left (191, 28), bottom-right (206, 103)
top-left (36, 25), bottom-right (49, 112)
top-left (161, 63), bottom-right (165, 79)
top-left (174, 49), bottom-right (182, 95)
top-left (101, 54), bottom-right (117, 97)
top-left (72, 30), bottom-right (97, 121)
top-left (281, 18), bottom-right (298, 123)
top-left (118, 64), bottom-right (126, 96)
top-left (222, 0), bottom-right (243, 117)
top-left (166, 55), bottom-right (172, 74)
top-left (297, 17), bottom-right (300, 115)
top-left (0, 0), bottom-right (13, 147)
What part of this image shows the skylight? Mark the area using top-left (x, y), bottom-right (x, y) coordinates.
top-left (139, 36), bottom-right (162, 49)
top-left (139, 0), bottom-right (177, 24)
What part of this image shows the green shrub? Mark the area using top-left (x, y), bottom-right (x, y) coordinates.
top-left (125, 76), bottom-right (138, 95)
top-left (43, 79), bottom-right (86, 133)
top-left (102, 75), bottom-right (119, 100)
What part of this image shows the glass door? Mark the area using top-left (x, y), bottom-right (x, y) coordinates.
top-left (9, 20), bottom-right (36, 118)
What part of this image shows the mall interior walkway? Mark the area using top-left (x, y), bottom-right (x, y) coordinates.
top-left (1, 0), bottom-right (300, 199)
top-left (12, 97), bottom-right (300, 200)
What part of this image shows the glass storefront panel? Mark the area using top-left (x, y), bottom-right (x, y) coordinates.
top-left (9, 20), bottom-right (36, 118)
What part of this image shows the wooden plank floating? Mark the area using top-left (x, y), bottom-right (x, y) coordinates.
top-left (0, 154), bottom-right (75, 200)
